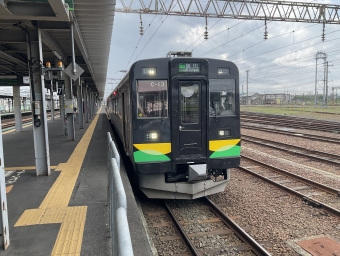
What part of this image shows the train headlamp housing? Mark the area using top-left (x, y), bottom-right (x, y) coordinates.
top-left (218, 129), bottom-right (231, 137)
top-left (217, 68), bottom-right (230, 75)
top-left (142, 68), bottom-right (157, 76)
top-left (144, 131), bottom-right (160, 141)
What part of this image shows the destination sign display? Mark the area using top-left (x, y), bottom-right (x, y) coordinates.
top-left (0, 75), bottom-right (17, 85)
top-left (0, 75), bottom-right (30, 86)
top-left (178, 63), bottom-right (201, 73)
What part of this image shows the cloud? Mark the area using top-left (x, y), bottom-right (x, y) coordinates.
top-left (106, 0), bottom-right (340, 98)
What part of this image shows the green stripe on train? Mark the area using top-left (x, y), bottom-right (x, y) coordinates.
top-left (210, 145), bottom-right (241, 158)
top-left (133, 151), bottom-right (170, 163)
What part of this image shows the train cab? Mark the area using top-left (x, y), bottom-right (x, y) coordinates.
top-left (107, 57), bottom-right (240, 199)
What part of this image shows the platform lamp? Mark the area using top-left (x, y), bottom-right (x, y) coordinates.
top-left (45, 62), bottom-right (52, 80)
top-left (42, 61), bottom-right (64, 80)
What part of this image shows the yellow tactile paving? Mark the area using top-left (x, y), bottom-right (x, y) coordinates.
top-left (15, 109), bottom-right (101, 256)
top-left (6, 185), bottom-right (13, 193)
top-left (55, 163), bottom-right (68, 171)
top-left (39, 208), bottom-right (67, 224)
top-left (15, 208), bottom-right (45, 226)
top-left (52, 207), bottom-right (86, 255)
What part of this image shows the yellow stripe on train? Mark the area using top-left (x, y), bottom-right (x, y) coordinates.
top-left (134, 143), bottom-right (171, 154)
top-left (209, 139), bottom-right (241, 152)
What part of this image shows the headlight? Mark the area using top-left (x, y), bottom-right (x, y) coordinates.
top-left (145, 131), bottom-right (160, 141)
top-left (219, 129), bottom-right (231, 137)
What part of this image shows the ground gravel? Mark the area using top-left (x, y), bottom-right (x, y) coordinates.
top-left (242, 128), bottom-right (340, 155)
top-left (209, 169), bottom-right (340, 255)
top-left (241, 145), bottom-right (340, 190)
top-left (139, 199), bottom-right (190, 256)
top-left (139, 114), bottom-right (340, 255)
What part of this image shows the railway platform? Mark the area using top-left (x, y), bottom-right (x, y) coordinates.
top-left (1, 108), bottom-right (153, 256)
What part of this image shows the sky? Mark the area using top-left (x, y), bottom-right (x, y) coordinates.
top-left (105, 0), bottom-right (340, 100)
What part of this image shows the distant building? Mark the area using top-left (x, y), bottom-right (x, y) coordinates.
top-left (241, 93), bottom-right (288, 105)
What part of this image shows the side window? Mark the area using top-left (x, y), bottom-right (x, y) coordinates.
top-left (114, 98), bottom-right (117, 115)
top-left (209, 79), bottom-right (236, 116)
top-left (137, 80), bottom-right (168, 119)
top-left (118, 97), bottom-right (122, 118)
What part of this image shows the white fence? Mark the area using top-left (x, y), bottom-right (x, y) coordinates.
top-left (107, 132), bottom-right (134, 256)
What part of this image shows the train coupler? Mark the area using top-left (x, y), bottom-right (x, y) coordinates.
top-left (188, 164), bottom-right (207, 182)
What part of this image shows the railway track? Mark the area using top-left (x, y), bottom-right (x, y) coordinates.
top-left (242, 134), bottom-right (340, 166)
top-left (241, 124), bottom-right (340, 144)
top-left (145, 198), bottom-right (271, 256)
top-left (240, 156), bottom-right (340, 218)
top-left (241, 112), bottom-right (340, 133)
top-left (1, 112), bottom-right (61, 130)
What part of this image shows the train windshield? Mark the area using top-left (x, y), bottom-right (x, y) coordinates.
top-left (209, 79), bottom-right (236, 116)
top-left (137, 80), bottom-right (168, 119)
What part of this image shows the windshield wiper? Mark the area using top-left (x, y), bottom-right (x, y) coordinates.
top-left (210, 97), bottom-right (217, 121)
top-left (161, 100), bottom-right (165, 123)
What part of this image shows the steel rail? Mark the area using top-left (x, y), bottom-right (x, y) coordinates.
top-left (163, 202), bottom-right (201, 256)
top-left (1, 112), bottom-right (59, 130)
top-left (203, 197), bottom-right (272, 256)
top-left (241, 117), bottom-right (340, 132)
top-left (241, 113), bottom-right (340, 132)
top-left (164, 199), bottom-right (271, 256)
top-left (241, 124), bottom-right (340, 144)
top-left (242, 135), bottom-right (340, 165)
top-left (241, 155), bottom-right (340, 196)
top-left (241, 112), bottom-right (340, 126)
top-left (239, 157), bottom-right (340, 217)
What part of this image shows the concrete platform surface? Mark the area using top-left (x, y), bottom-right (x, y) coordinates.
top-left (1, 108), bottom-right (153, 256)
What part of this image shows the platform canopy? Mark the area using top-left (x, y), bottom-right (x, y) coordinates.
top-left (0, 0), bottom-right (115, 98)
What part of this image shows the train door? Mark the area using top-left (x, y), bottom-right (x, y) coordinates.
top-left (172, 79), bottom-right (207, 160)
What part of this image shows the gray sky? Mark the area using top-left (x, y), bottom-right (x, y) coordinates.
top-left (106, 0), bottom-right (340, 99)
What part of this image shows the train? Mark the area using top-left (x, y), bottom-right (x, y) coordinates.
top-left (106, 56), bottom-right (240, 199)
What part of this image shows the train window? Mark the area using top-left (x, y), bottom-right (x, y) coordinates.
top-left (114, 98), bottom-right (117, 115)
top-left (117, 97), bottom-right (122, 118)
top-left (209, 79), bottom-right (236, 116)
top-left (180, 84), bottom-right (199, 124)
top-left (137, 80), bottom-right (168, 119)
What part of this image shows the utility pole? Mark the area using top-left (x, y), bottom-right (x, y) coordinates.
top-left (332, 87), bottom-right (340, 106)
top-left (326, 61), bottom-right (328, 107)
top-left (324, 61), bottom-right (328, 108)
top-left (314, 52), bottom-right (327, 107)
top-left (246, 70), bottom-right (249, 106)
top-left (303, 93), bottom-right (304, 104)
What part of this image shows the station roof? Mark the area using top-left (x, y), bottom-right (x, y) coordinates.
top-left (0, 0), bottom-right (115, 98)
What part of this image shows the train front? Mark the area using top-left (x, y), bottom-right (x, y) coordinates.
top-left (132, 58), bottom-right (240, 199)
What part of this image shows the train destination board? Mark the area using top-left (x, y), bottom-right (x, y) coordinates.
top-left (0, 75), bottom-right (17, 85)
top-left (178, 63), bottom-right (201, 73)
top-left (0, 75), bottom-right (30, 86)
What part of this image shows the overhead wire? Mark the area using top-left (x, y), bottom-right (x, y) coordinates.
top-left (184, 18), bottom-right (223, 51)
top-left (124, 14), bottom-right (158, 70)
top-left (133, 2), bottom-right (178, 61)
top-left (185, 1), bottom-right (244, 52)
top-left (193, 20), bottom-right (248, 52)
top-left (242, 44), bottom-right (340, 77)
top-left (227, 23), bottom-right (318, 59)
top-left (235, 29), bottom-right (340, 64)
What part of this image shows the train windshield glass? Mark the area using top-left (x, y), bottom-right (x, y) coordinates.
top-left (137, 80), bottom-right (168, 119)
top-left (209, 79), bottom-right (236, 116)
top-left (180, 84), bottom-right (200, 124)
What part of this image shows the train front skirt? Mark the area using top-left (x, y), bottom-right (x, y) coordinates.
top-left (137, 170), bottom-right (230, 199)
